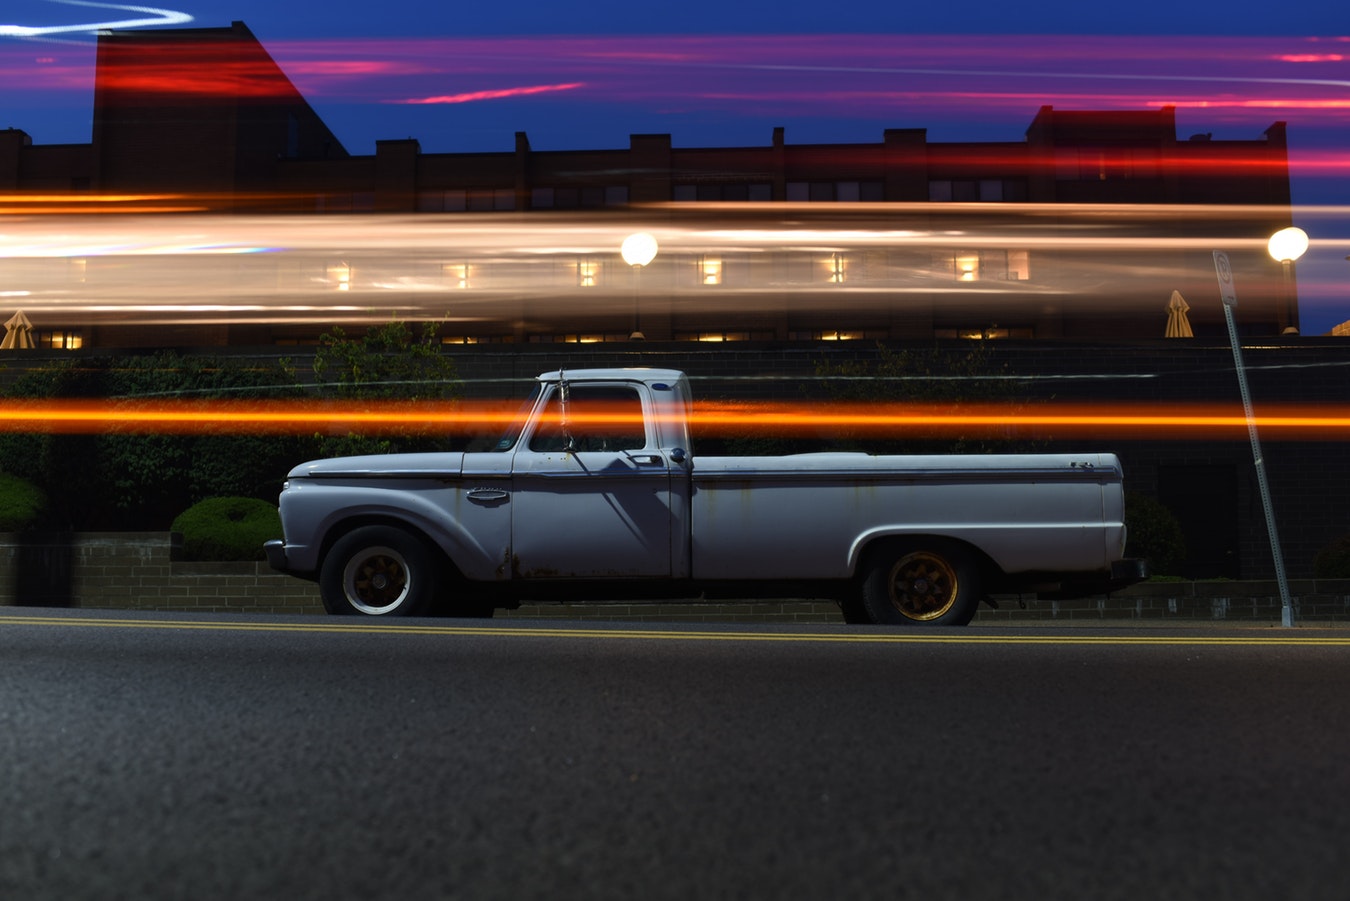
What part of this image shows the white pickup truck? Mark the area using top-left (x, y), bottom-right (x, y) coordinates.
top-left (264, 367), bottom-right (1144, 625)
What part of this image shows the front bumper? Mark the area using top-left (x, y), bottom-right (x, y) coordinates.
top-left (263, 539), bottom-right (288, 573)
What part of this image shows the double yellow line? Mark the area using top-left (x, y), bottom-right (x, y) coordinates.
top-left (4, 613), bottom-right (1350, 646)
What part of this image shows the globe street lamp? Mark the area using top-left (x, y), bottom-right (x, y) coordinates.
top-left (1267, 226), bottom-right (1308, 335)
top-left (621, 232), bottom-right (658, 341)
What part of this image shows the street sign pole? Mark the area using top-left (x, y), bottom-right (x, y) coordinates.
top-left (1213, 251), bottom-right (1295, 627)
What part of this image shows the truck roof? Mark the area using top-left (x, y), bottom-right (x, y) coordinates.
top-left (536, 368), bottom-right (687, 384)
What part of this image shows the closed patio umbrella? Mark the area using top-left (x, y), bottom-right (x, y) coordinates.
top-left (1165, 290), bottom-right (1193, 338)
top-left (1, 310), bottom-right (36, 349)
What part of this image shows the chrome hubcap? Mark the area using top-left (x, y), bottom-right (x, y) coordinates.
top-left (343, 546), bottom-right (410, 615)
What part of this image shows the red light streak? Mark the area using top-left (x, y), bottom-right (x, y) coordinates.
top-left (1277, 55), bottom-right (1346, 63)
top-left (393, 82), bottom-right (586, 105)
top-left (2, 400), bottom-right (1347, 441)
top-left (95, 41), bottom-right (305, 100)
top-left (60, 33), bottom-right (1346, 125)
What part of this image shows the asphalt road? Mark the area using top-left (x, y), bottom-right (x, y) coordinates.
top-left (3, 609), bottom-right (1350, 901)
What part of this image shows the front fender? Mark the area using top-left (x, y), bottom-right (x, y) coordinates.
top-left (278, 479), bottom-right (507, 581)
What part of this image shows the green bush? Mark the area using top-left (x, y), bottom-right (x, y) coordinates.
top-left (1124, 491), bottom-right (1186, 577)
top-left (171, 497), bottom-right (282, 562)
top-left (0, 472), bottom-right (47, 531)
top-left (1314, 534), bottom-right (1350, 579)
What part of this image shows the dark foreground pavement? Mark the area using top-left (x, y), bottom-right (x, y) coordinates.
top-left (4, 608), bottom-right (1350, 900)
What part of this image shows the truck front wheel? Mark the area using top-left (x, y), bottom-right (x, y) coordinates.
top-left (860, 543), bottom-right (981, 626)
top-left (320, 526), bottom-right (437, 616)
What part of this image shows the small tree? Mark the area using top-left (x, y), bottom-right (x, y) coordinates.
top-left (1314, 534), bottom-right (1350, 579)
top-left (311, 320), bottom-right (462, 457)
top-left (1124, 491), bottom-right (1186, 577)
top-left (812, 341), bottom-right (1029, 454)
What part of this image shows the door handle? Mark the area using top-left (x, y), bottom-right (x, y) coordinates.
top-left (466, 488), bottom-right (509, 503)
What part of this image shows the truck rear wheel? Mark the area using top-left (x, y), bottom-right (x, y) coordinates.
top-left (860, 542), bottom-right (981, 626)
top-left (320, 526), bottom-right (437, 616)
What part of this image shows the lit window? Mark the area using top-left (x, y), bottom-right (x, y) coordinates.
top-left (328, 263), bottom-right (352, 291)
top-left (577, 259), bottom-right (599, 287)
top-left (700, 257), bottom-right (723, 286)
top-left (955, 254), bottom-right (980, 281)
top-left (828, 254), bottom-right (847, 284)
top-left (445, 263), bottom-right (470, 289)
top-left (41, 331), bottom-right (84, 350)
top-left (1007, 250), bottom-right (1030, 281)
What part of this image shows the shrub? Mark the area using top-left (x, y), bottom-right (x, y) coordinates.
top-left (0, 472), bottom-right (47, 531)
top-left (171, 497), bottom-right (282, 562)
top-left (1314, 534), bottom-right (1350, 579)
top-left (1124, 491), bottom-right (1186, 577)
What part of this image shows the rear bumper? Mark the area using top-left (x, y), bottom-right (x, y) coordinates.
top-left (1033, 558), bottom-right (1150, 601)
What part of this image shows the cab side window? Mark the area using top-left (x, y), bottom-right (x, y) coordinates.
top-left (529, 385), bottom-right (647, 453)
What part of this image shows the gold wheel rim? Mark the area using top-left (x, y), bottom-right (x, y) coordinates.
top-left (888, 551), bottom-right (959, 621)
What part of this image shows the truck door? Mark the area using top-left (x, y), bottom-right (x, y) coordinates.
top-left (510, 382), bottom-right (674, 578)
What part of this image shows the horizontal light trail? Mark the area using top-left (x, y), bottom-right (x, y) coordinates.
top-left (2, 203), bottom-right (1337, 258)
top-left (1, 399), bottom-right (1347, 440)
top-left (1, 205), bottom-right (1344, 333)
top-left (0, 2), bottom-right (192, 38)
top-left (4, 612), bottom-right (1349, 646)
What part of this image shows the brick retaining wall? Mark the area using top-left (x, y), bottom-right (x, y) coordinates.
top-left (4, 533), bottom-right (1349, 623)
top-left (0, 532), bottom-right (323, 614)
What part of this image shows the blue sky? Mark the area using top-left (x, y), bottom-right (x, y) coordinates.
top-left (3, 0), bottom-right (1348, 333)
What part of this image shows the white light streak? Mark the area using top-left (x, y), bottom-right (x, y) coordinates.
top-left (0, 1), bottom-right (192, 38)
top-left (1, 203), bottom-right (1343, 329)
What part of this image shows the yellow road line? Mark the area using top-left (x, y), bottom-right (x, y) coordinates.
top-left (3, 613), bottom-right (1350, 646)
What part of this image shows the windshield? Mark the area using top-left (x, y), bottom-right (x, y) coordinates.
top-left (490, 384), bottom-right (542, 452)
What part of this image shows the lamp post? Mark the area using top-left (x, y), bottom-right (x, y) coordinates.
top-left (621, 232), bottom-right (658, 341)
top-left (1267, 226), bottom-right (1308, 335)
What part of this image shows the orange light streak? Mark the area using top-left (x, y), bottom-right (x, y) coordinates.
top-left (0, 192), bottom-right (207, 215)
top-left (2, 399), bottom-right (1347, 441)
